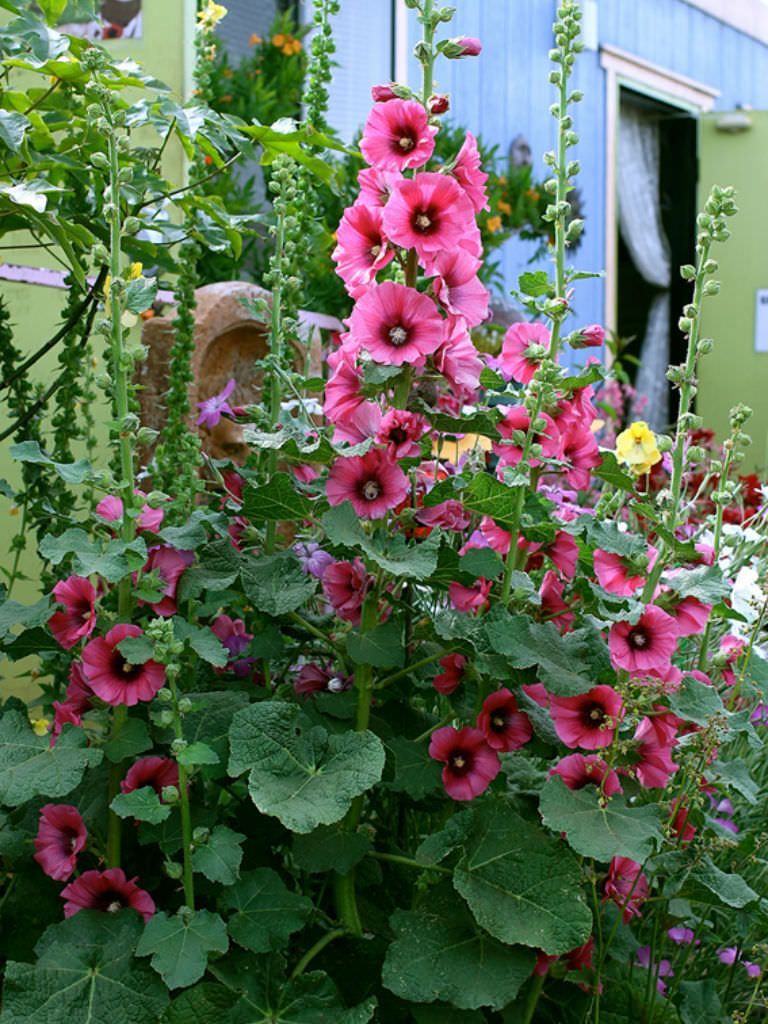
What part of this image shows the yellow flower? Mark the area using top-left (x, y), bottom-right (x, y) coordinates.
top-left (31, 717), bottom-right (50, 737)
top-left (616, 420), bottom-right (662, 476)
top-left (249, 32), bottom-right (262, 45)
top-left (497, 199), bottom-right (511, 215)
top-left (8, 504), bottom-right (19, 517)
top-left (486, 215), bottom-right (502, 234)
top-left (197, 1), bottom-right (227, 31)
top-left (128, 262), bottom-right (143, 280)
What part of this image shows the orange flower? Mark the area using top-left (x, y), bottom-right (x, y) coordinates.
top-left (486, 215), bottom-right (502, 233)
top-left (526, 188), bottom-right (540, 201)
top-left (222, 67), bottom-right (233, 78)
top-left (249, 32), bottom-right (262, 45)
top-left (140, 309), bottom-right (156, 321)
top-left (272, 33), bottom-right (286, 46)
top-left (497, 200), bottom-right (511, 215)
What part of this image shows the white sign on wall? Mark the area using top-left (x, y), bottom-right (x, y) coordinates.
top-left (755, 290), bottom-right (768, 353)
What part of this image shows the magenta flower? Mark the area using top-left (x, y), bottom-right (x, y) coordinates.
top-left (499, 321), bottom-right (551, 384)
top-left (96, 492), bottom-right (165, 532)
top-left (608, 605), bottom-right (678, 675)
top-left (429, 725), bottom-right (500, 801)
top-left (95, 495), bottom-right (123, 522)
top-left (416, 500), bottom-right (471, 533)
top-left (326, 448), bottom-right (410, 520)
top-left (430, 249), bottom-right (489, 326)
top-left (383, 172), bottom-right (477, 261)
top-left (357, 166), bottom-right (402, 207)
top-left (48, 576), bottom-right (97, 650)
top-left (604, 857), bottom-right (649, 922)
top-left (549, 685), bottom-right (624, 750)
top-left (81, 624), bottom-right (166, 707)
top-left (324, 347), bottom-right (381, 441)
top-left (196, 377), bottom-right (236, 428)
top-left (667, 595), bottom-right (711, 637)
top-left (434, 317), bottom-right (485, 396)
top-left (64, 662), bottom-right (95, 715)
top-left (360, 98), bottom-right (436, 171)
top-left (559, 421), bottom-right (601, 491)
top-left (448, 35), bottom-right (482, 57)
top-left (428, 93), bottom-right (450, 115)
top-left (140, 545), bottom-right (194, 617)
top-left (493, 406), bottom-right (562, 469)
top-left (293, 662), bottom-right (351, 697)
top-left (573, 324), bottom-right (606, 348)
top-left (51, 701), bottom-right (82, 746)
top-left (210, 614), bottom-right (255, 676)
top-left (451, 132), bottom-right (489, 211)
top-left (371, 83), bottom-right (397, 102)
top-left (476, 688), bottom-right (533, 752)
top-left (633, 712), bottom-right (679, 788)
top-left (540, 570), bottom-right (575, 633)
top-left (550, 753), bottom-right (623, 797)
top-left (33, 804), bottom-right (88, 881)
top-left (61, 868), bottom-right (155, 922)
top-left (332, 201), bottom-right (394, 298)
top-left (636, 946), bottom-right (674, 995)
top-left (432, 653), bottom-right (466, 695)
top-left (347, 281), bottom-right (444, 367)
top-left (448, 578), bottom-right (491, 614)
top-left (121, 756), bottom-right (179, 798)
top-left (322, 558), bottom-right (373, 625)
top-left (376, 409), bottom-right (429, 459)
top-left (668, 926), bottom-right (698, 945)
top-left (593, 550), bottom-right (646, 596)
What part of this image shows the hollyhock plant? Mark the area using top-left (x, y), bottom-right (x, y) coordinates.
top-left (416, 500), bottom-right (471, 533)
top-left (428, 725), bottom-right (500, 801)
top-left (81, 624), bottom-right (166, 706)
top-left (376, 409), bottom-right (429, 459)
top-left (346, 281), bottom-right (444, 367)
top-left (322, 558), bottom-right (373, 625)
top-left (359, 98), bottom-right (437, 171)
top-left (549, 685), bottom-right (624, 750)
top-left (604, 857), bottom-right (650, 922)
top-left (33, 804), bottom-right (87, 881)
top-left (551, 753), bottom-right (623, 796)
top-left (140, 545), bottom-right (194, 616)
top-left (493, 406), bottom-right (562, 469)
top-left (608, 605), bottom-right (678, 675)
top-left (429, 249), bottom-right (489, 326)
top-left (48, 576), bottom-right (97, 650)
top-left (499, 321), bottom-right (551, 385)
top-left (476, 688), bottom-right (533, 751)
top-left (332, 201), bottom-right (393, 298)
top-left (60, 869), bottom-right (155, 922)
top-left (121, 756), bottom-right (179, 797)
top-left (433, 653), bottom-right (467, 695)
top-left (326, 448), bottom-right (410, 519)
top-left (382, 172), bottom-right (479, 261)
top-left (433, 316), bottom-right (485, 394)
top-left (449, 132), bottom-right (489, 211)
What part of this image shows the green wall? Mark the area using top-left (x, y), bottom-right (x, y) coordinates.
top-left (699, 112), bottom-right (768, 474)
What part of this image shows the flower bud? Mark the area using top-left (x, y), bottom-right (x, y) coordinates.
top-left (161, 785), bottom-right (180, 804)
top-left (192, 826), bottom-right (210, 845)
top-left (164, 860), bottom-right (183, 880)
top-left (571, 323), bottom-right (605, 349)
top-left (371, 83), bottom-right (397, 102)
top-left (428, 93), bottom-right (450, 115)
top-left (442, 35), bottom-right (482, 58)
top-left (91, 152), bottom-right (109, 171)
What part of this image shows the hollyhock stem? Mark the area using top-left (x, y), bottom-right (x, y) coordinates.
top-left (419, 0), bottom-right (435, 107)
top-left (368, 851), bottom-right (451, 875)
top-left (374, 651), bottom-right (445, 689)
top-left (696, 429), bottom-right (736, 668)
top-left (290, 927), bottom-right (347, 979)
top-left (521, 972), bottom-right (545, 1024)
top-left (265, 208), bottom-right (286, 555)
top-left (167, 665), bottom-right (195, 909)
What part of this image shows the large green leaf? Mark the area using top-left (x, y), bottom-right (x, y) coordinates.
top-left (178, 539), bottom-right (240, 600)
top-left (136, 909), bottom-right (228, 990)
top-left (458, 474), bottom-right (518, 528)
top-left (385, 736), bottom-right (442, 800)
top-left (689, 857), bottom-right (757, 909)
top-left (228, 702), bottom-right (384, 833)
top-left (665, 565), bottom-right (729, 604)
top-left (677, 979), bottom-right (724, 1024)
top-left (322, 503), bottom-right (440, 581)
top-left (382, 893), bottom-right (534, 1011)
top-left (240, 551), bottom-right (316, 616)
top-left (0, 714), bottom-right (102, 807)
top-left (292, 825), bottom-right (371, 876)
top-left (221, 868), bottom-right (312, 953)
top-left (0, 912), bottom-right (168, 1024)
top-left (191, 825), bottom-right (244, 885)
top-left (453, 803), bottom-right (592, 955)
top-left (10, 441), bottom-right (94, 484)
top-left (0, 597), bottom-right (51, 640)
top-left (38, 528), bottom-right (147, 583)
top-left (346, 619), bottom-right (404, 668)
top-left (0, 110), bottom-right (29, 151)
top-left (538, 776), bottom-right (663, 863)
top-left (110, 786), bottom-right (170, 825)
top-left (667, 675), bottom-right (724, 726)
top-left (243, 474), bottom-right (312, 522)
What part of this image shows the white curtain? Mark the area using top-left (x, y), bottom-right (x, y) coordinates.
top-left (618, 102), bottom-right (671, 430)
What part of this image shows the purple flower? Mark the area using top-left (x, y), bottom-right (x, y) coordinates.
top-left (196, 378), bottom-right (236, 428)
top-left (636, 946), bottom-right (674, 994)
top-left (668, 926), bottom-right (698, 945)
top-left (294, 542), bottom-right (335, 580)
top-left (718, 947), bottom-right (739, 966)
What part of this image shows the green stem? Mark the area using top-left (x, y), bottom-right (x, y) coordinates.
top-left (290, 928), bottom-right (347, 979)
top-left (420, 0), bottom-right (435, 105)
top-left (696, 434), bottom-right (734, 667)
top-left (547, 55), bottom-right (570, 363)
top-left (368, 851), bottom-right (451, 875)
top-left (168, 666), bottom-right (195, 909)
top-left (521, 972), bottom-right (545, 1024)
top-left (265, 206), bottom-right (286, 555)
top-left (374, 651), bottom-right (444, 689)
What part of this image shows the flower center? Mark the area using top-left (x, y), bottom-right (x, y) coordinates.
top-left (628, 627), bottom-right (648, 649)
top-left (362, 480), bottom-right (381, 501)
top-left (388, 427), bottom-right (408, 445)
top-left (449, 750), bottom-right (472, 775)
top-left (491, 712), bottom-right (507, 732)
top-left (398, 135), bottom-right (415, 151)
top-left (106, 900), bottom-right (123, 913)
top-left (585, 703), bottom-right (606, 725)
top-left (388, 325), bottom-right (408, 346)
top-left (415, 213), bottom-right (432, 230)
top-left (122, 661), bottom-right (135, 674)
top-left (369, 243), bottom-right (381, 258)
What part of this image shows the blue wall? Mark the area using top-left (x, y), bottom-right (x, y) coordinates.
top-left (328, 0), bottom-right (768, 353)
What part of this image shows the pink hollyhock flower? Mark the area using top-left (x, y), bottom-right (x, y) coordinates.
top-left (449, 578), bottom-right (491, 614)
top-left (695, 542), bottom-right (716, 566)
top-left (447, 35), bottom-right (482, 57)
top-left (211, 613), bottom-right (253, 674)
top-left (324, 347), bottom-right (382, 442)
top-left (322, 558), bottom-right (373, 625)
top-left (61, 868), bottom-right (155, 922)
top-left (429, 249), bottom-right (489, 327)
top-left (428, 725), bottom-right (500, 801)
top-left (360, 98), bottom-right (436, 171)
top-left (559, 421), bottom-right (601, 491)
top-left (140, 546), bottom-right (194, 617)
top-left (551, 753), bottom-right (623, 796)
top-left (416, 500), bottom-right (471, 533)
top-left (720, 634), bottom-right (747, 687)
top-left (549, 685), bottom-right (624, 750)
top-left (604, 857), bottom-right (649, 922)
top-left (294, 542), bottom-right (335, 580)
top-left (357, 166), bottom-right (402, 207)
top-left (64, 662), bottom-right (95, 716)
top-left (347, 282), bottom-right (444, 367)
top-left (121, 756), bottom-right (179, 797)
top-left (433, 653), bottom-right (466, 695)
top-left (376, 409), bottom-right (429, 459)
top-left (608, 605), bottom-right (678, 674)
top-left (95, 493), bottom-right (164, 532)
top-left (33, 804), bottom-right (87, 881)
top-left (523, 682), bottom-right (549, 707)
top-left (332, 201), bottom-right (393, 298)
top-left (196, 377), bottom-right (235, 428)
top-left (593, 550), bottom-right (646, 596)
top-left (480, 517), bottom-right (512, 555)
top-left (51, 701), bottom-right (81, 746)
top-left (540, 570), bottom-right (575, 633)
top-left (326, 448), bottom-right (410, 519)
top-left (667, 595), bottom-right (711, 637)
top-left (95, 495), bottom-right (123, 522)
top-left (49, 576), bottom-right (97, 650)
top-left (633, 715), bottom-right (679, 788)
top-left (670, 798), bottom-right (697, 845)
top-left (81, 624), bottom-right (166, 707)
top-left (450, 132), bottom-right (489, 212)
top-left (668, 926), bottom-right (698, 945)
top-left (499, 322), bottom-right (551, 384)
top-left (493, 406), bottom-right (562, 470)
top-left (371, 83), bottom-right (397, 102)
top-left (573, 324), bottom-right (605, 348)
top-left (636, 947), bottom-right (674, 995)
top-left (294, 662), bottom-right (351, 697)
top-left (476, 688), bottom-right (533, 751)
top-left (382, 172), bottom-right (479, 261)
top-left (434, 316), bottom-right (484, 395)
top-left (537, 531), bottom-right (579, 579)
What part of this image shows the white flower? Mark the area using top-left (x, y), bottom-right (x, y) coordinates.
top-left (731, 566), bottom-right (764, 623)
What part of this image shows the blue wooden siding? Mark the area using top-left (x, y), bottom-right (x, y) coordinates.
top-left (328, 0), bottom-right (768, 358)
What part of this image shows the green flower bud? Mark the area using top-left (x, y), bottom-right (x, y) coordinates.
top-left (161, 785), bottom-right (180, 804)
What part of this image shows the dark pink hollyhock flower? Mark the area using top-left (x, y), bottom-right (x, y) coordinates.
top-left (566, 936), bottom-right (595, 973)
top-left (416, 500), bottom-right (471, 533)
top-left (49, 576), bottom-right (97, 650)
top-left (450, 132), bottom-right (489, 212)
top-left (522, 682), bottom-right (549, 707)
top-left (480, 516), bottom-right (512, 555)
top-left (332, 201), bottom-right (394, 298)
top-left (140, 545), bottom-right (194, 617)
top-left (633, 712), bottom-right (679, 788)
top-left (608, 605), bottom-right (678, 675)
top-left (434, 316), bottom-right (485, 396)
top-left (447, 35), bottom-right (482, 57)
top-left (322, 558), bottom-right (373, 625)
top-left (428, 93), bottom-right (450, 115)
top-left (293, 463), bottom-right (319, 485)
top-left (429, 725), bottom-right (500, 801)
top-left (593, 550), bottom-right (646, 596)
top-left (294, 662), bottom-right (351, 697)
top-left (493, 406), bottom-right (562, 470)
top-left (534, 950), bottom-right (559, 976)
top-left (50, 701), bottom-right (81, 746)
top-left (433, 653), bottom-right (466, 695)
top-left (357, 166), bottom-right (402, 207)
top-left (573, 324), bottom-right (605, 349)
top-left (33, 804), bottom-right (87, 881)
top-left (323, 347), bottom-right (379, 435)
top-left (549, 685), bottom-right (624, 750)
top-left (95, 495), bottom-right (123, 522)
top-left (347, 281), bottom-right (444, 367)
top-left (371, 83), bottom-right (397, 102)
top-left (326, 448), bottom-right (410, 520)
top-left (98, 489), bottom-right (166, 533)
top-left (603, 857), bottom-right (649, 923)
top-left (383, 172), bottom-right (478, 261)
top-left (559, 421), bottom-right (601, 491)
top-left (551, 753), bottom-right (623, 797)
top-left (694, 541), bottom-right (716, 566)
top-left (61, 868), bottom-right (155, 923)
top-left (196, 377), bottom-right (236, 428)
top-left (64, 661), bottom-right (95, 716)
top-left (121, 756), bottom-right (179, 797)
top-left (211, 614), bottom-right (252, 662)
top-left (360, 98), bottom-right (436, 171)
top-left (429, 249), bottom-right (489, 327)
top-left (499, 322), bottom-right (551, 385)
top-left (376, 409), bottom-right (429, 459)
top-left (667, 594), bottom-right (711, 637)
top-left (476, 688), bottom-right (533, 752)
top-left (670, 798), bottom-right (697, 845)
top-left (540, 570), bottom-right (575, 633)
top-left (449, 578), bottom-right (491, 614)
top-left (720, 634), bottom-right (747, 687)
top-left (528, 530), bottom-right (579, 579)
top-left (81, 624), bottom-right (166, 707)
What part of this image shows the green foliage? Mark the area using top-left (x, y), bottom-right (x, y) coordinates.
top-left (136, 909), bottom-right (229, 990)
top-left (0, 713), bottom-right (102, 807)
top-left (221, 868), bottom-right (312, 954)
